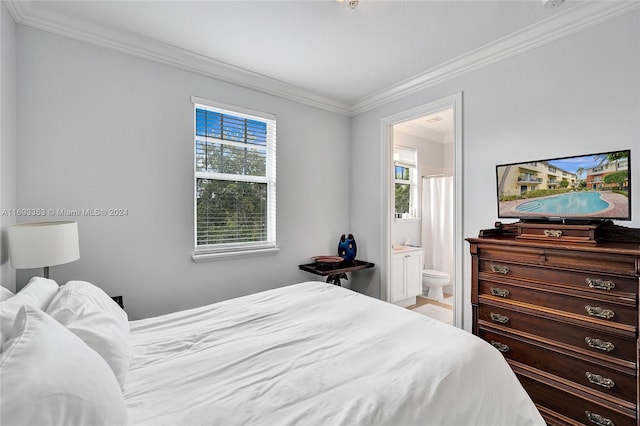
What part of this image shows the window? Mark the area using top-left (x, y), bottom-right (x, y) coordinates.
top-left (193, 97), bottom-right (276, 256)
top-left (394, 146), bottom-right (417, 218)
top-left (395, 165), bottom-right (412, 215)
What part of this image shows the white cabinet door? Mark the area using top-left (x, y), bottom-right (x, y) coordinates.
top-left (405, 251), bottom-right (423, 298)
top-left (391, 250), bottom-right (423, 303)
top-left (391, 254), bottom-right (406, 303)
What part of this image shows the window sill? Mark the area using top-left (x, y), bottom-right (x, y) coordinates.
top-left (192, 247), bottom-right (280, 263)
top-left (395, 217), bottom-right (420, 222)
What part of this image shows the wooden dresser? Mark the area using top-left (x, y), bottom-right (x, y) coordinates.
top-left (467, 222), bottom-right (639, 426)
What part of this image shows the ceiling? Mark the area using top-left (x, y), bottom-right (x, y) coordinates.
top-left (6, 1), bottom-right (638, 115)
top-left (395, 108), bottom-right (454, 144)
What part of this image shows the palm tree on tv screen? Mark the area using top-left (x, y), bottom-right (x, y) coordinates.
top-left (594, 151), bottom-right (628, 165)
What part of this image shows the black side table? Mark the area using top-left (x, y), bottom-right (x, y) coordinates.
top-left (298, 259), bottom-right (375, 286)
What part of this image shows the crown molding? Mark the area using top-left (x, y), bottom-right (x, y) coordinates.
top-left (350, 1), bottom-right (640, 115)
top-left (4, 0), bottom-right (351, 116)
top-left (5, 1), bottom-right (639, 117)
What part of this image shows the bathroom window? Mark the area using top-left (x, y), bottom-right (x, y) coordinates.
top-left (394, 146), bottom-right (417, 218)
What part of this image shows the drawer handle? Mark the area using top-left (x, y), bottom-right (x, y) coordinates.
top-left (586, 278), bottom-right (616, 291)
top-left (490, 340), bottom-right (510, 353)
top-left (490, 312), bottom-right (510, 324)
top-left (585, 411), bottom-right (615, 426)
top-left (490, 287), bottom-right (509, 298)
top-left (490, 264), bottom-right (510, 274)
top-left (585, 372), bottom-right (615, 389)
top-left (543, 229), bottom-right (563, 237)
top-left (585, 305), bottom-right (615, 320)
top-left (584, 337), bottom-right (615, 352)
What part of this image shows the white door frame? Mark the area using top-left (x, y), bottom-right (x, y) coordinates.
top-left (380, 92), bottom-right (463, 327)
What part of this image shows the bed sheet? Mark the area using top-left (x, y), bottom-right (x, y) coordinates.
top-left (125, 281), bottom-right (544, 425)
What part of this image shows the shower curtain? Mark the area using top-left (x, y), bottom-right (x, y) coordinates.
top-left (421, 176), bottom-right (454, 282)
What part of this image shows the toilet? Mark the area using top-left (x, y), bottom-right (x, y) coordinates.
top-left (422, 269), bottom-right (450, 302)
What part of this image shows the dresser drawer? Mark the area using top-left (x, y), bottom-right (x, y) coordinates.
top-left (477, 244), bottom-right (639, 277)
top-left (479, 327), bottom-right (637, 404)
top-left (515, 371), bottom-right (637, 426)
top-left (478, 279), bottom-right (638, 326)
top-left (478, 303), bottom-right (638, 363)
top-left (478, 259), bottom-right (638, 296)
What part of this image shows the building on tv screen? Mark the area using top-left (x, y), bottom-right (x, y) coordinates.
top-left (497, 151), bottom-right (630, 220)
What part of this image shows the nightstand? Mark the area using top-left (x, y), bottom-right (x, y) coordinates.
top-left (299, 259), bottom-right (375, 286)
top-left (111, 295), bottom-right (124, 309)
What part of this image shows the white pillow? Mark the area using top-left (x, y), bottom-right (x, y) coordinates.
top-left (9, 276), bottom-right (59, 310)
top-left (0, 302), bottom-right (20, 350)
top-left (0, 305), bottom-right (128, 426)
top-left (0, 286), bottom-right (14, 301)
top-left (0, 277), bottom-right (59, 347)
top-left (46, 280), bottom-right (132, 390)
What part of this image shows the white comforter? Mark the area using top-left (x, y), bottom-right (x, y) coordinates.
top-left (125, 281), bottom-right (544, 426)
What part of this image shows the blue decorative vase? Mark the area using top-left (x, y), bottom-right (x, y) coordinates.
top-left (338, 234), bottom-right (357, 261)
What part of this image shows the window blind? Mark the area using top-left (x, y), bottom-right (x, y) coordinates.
top-left (394, 145), bottom-right (417, 167)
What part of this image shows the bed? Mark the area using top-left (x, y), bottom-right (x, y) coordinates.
top-left (1, 279), bottom-right (545, 426)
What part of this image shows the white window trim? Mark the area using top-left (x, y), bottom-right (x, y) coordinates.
top-left (192, 97), bottom-right (277, 262)
top-left (192, 247), bottom-right (280, 263)
top-left (191, 96), bottom-right (275, 122)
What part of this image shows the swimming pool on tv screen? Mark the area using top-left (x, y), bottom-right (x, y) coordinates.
top-left (516, 192), bottom-right (610, 215)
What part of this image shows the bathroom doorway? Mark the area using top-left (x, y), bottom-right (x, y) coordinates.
top-left (380, 93), bottom-right (463, 327)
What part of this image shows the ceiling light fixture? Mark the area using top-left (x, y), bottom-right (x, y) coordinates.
top-left (336, 0), bottom-right (359, 9)
top-left (542, 0), bottom-right (564, 8)
top-left (425, 115), bottom-right (443, 123)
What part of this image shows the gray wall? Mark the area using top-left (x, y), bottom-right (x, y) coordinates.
top-left (349, 11), bottom-right (640, 330)
top-left (1, 2), bottom-right (17, 292)
top-left (6, 9), bottom-right (639, 326)
top-left (14, 26), bottom-right (351, 319)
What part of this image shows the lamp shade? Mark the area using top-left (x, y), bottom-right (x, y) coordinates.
top-left (8, 221), bottom-right (80, 269)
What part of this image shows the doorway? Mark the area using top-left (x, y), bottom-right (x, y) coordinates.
top-left (380, 93), bottom-right (463, 327)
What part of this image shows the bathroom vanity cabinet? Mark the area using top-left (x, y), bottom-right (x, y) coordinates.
top-left (391, 247), bottom-right (424, 306)
top-left (467, 222), bottom-right (639, 426)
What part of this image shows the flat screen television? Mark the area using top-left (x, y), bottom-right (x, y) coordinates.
top-left (496, 150), bottom-right (631, 222)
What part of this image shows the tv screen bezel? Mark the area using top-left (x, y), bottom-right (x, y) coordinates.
top-left (495, 150), bottom-right (631, 222)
